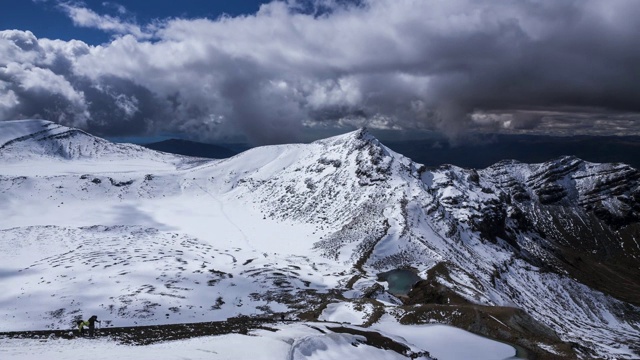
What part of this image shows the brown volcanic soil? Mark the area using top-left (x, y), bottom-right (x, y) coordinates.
top-left (400, 263), bottom-right (577, 360)
top-left (0, 316), bottom-right (281, 345)
top-left (536, 212), bottom-right (640, 308)
top-left (398, 302), bottom-right (576, 360)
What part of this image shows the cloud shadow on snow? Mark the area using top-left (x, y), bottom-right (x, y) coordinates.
top-left (107, 204), bottom-right (177, 231)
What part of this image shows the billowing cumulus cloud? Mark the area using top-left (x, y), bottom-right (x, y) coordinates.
top-left (1, 0), bottom-right (640, 144)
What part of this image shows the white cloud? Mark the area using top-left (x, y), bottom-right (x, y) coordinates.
top-left (113, 93), bottom-right (139, 117)
top-left (58, 3), bottom-right (150, 39)
top-left (0, 81), bottom-right (19, 119)
top-left (0, 30), bottom-right (42, 65)
top-left (102, 1), bottom-right (128, 15)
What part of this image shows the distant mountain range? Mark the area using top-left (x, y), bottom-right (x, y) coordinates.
top-left (143, 134), bottom-right (640, 170)
top-left (143, 139), bottom-right (243, 159)
top-left (384, 134), bottom-right (640, 169)
top-left (1, 120), bottom-right (639, 359)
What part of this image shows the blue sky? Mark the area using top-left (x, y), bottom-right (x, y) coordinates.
top-left (1, 1), bottom-right (272, 44)
top-left (1, 0), bottom-right (639, 144)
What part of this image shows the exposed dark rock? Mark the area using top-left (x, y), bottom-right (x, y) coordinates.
top-left (109, 178), bottom-right (134, 187)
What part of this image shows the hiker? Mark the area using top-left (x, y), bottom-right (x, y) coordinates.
top-left (87, 315), bottom-right (101, 337)
top-left (76, 319), bottom-right (88, 337)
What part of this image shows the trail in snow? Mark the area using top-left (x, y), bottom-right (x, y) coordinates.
top-left (192, 179), bottom-right (255, 251)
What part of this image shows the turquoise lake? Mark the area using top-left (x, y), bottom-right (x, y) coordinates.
top-left (377, 269), bottom-right (422, 295)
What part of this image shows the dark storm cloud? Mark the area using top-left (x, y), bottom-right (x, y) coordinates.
top-left (0, 30), bottom-right (88, 126)
top-left (1, 0), bottom-right (640, 143)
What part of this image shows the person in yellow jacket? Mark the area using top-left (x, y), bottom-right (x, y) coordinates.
top-left (76, 319), bottom-right (89, 337)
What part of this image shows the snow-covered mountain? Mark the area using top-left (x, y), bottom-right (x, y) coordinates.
top-left (1, 120), bottom-right (639, 359)
top-left (0, 120), bottom-right (183, 162)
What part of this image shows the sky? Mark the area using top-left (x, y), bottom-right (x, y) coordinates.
top-left (1, 0), bottom-right (639, 145)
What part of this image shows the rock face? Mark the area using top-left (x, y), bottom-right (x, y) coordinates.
top-left (478, 157), bottom-right (640, 309)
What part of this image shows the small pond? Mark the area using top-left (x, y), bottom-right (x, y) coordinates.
top-left (377, 268), bottom-right (422, 295)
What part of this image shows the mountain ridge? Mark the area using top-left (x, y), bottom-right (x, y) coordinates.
top-left (0, 119), bottom-right (185, 163)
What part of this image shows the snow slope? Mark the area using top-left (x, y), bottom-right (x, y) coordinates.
top-left (0, 119), bottom-right (199, 175)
